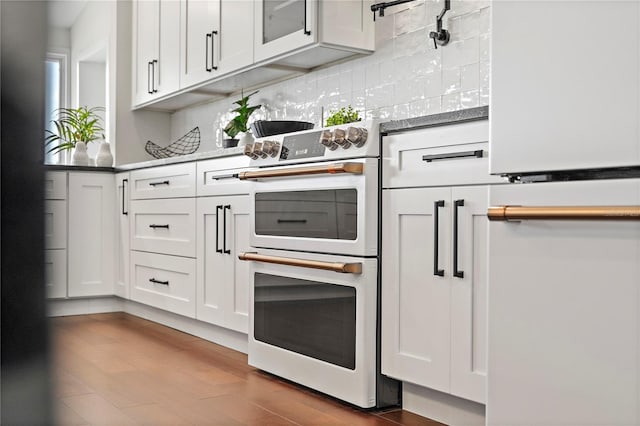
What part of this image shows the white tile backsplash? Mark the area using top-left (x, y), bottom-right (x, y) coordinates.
top-left (171, 0), bottom-right (491, 151)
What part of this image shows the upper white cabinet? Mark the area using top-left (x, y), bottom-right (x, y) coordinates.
top-left (132, 0), bottom-right (180, 106)
top-left (490, 1), bottom-right (640, 175)
top-left (180, 0), bottom-right (254, 89)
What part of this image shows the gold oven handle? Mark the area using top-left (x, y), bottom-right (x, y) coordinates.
top-left (488, 205), bottom-right (640, 221)
top-left (237, 162), bottom-right (363, 180)
top-left (238, 252), bottom-right (362, 274)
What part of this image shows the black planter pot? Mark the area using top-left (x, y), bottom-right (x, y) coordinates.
top-left (222, 138), bottom-right (239, 148)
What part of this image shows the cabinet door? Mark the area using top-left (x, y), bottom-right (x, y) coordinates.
top-left (133, 0), bottom-right (159, 105)
top-left (197, 195), bottom-right (251, 333)
top-left (254, 0), bottom-right (316, 62)
top-left (115, 173), bottom-right (130, 299)
top-left (181, 0), bottom-right (254, 89)
top-left (490, 1), bottom-right (640, 174)
top-left (68, 173), bottom-right (115, 297)
top-left (45, 249), bottom-right (67, 299)
top-left (44, 200), bottom-right (67, 249)
top-left (157, 0), bottom-right (180, 95)
top-left (381, 187), bottom-right (452, 394)
top-left (449, 186), bottom-right (488, 404)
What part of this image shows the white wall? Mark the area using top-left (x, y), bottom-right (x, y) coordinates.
top-left (170, 0), bottom-right (490, 153)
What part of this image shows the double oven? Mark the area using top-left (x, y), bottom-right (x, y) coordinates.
top-left (236, 122), bottom-right (398, 408)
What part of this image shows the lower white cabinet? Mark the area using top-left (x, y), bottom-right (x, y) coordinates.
top-left (130, 250), bottom-right (196, 318)
top-left (67, 172), bottom-right (115, 297)
top-left (45, 249), bottom-right (67, 299)
top-left (196, 195), bottom-right (250, 333)
top-left (44, 200), bottom-right (67, 249)
top-left (115, 172), bottom-right (130, 299)
top-left (382, 185), bottom-right (488, 404)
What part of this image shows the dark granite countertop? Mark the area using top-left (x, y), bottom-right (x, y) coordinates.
top-left (380, 106), bottom-right (488, 134)
top-left (44, 164), bottom-right (115, 172)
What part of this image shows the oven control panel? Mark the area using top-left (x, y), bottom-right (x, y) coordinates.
top-left (243, 121), bottom-right (378, 165)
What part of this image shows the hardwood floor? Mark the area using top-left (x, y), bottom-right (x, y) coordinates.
top-left (51, 313), bottom-right (444, 426)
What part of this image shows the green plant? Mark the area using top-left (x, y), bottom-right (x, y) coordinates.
top-left (45, 106), bottom-right (105, 154)
top-left (325, 106), bottom-right (360, 127)
top-left (223, 90), bottom-right (261, 139)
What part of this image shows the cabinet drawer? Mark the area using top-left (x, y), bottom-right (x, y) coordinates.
top-left (45, 249), bottom-right (66, 299)
top-left (130, 163), bottom-right (196, 199)
top-left (44, 171), bottom-right (67, 200)
top-left (196, 156), bottom-right (251, 197)
top-left (45, 200), bottom-right (67, 249)
top-left (130, 198), bottom-right (196, 257)
top-left (130, 251), bottom-right (196, 318)
top-left (383, 120), bottom-right (504, 188)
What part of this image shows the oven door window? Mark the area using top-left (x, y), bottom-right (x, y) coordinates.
top-left (254, 273), bottom-right (356, 370)
top-left (255, 189), bottom-right (357, 240)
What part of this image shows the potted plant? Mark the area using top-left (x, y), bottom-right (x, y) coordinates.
top-left (222, 90), bottom-right (261, 148)
top-left (45, 106), bottom-right (105, 165)
top-left (325, 105), bottom-right (360, 127)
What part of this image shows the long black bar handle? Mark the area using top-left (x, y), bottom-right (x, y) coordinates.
top-left (122, 179), bottom-right (128, 215)
top-left (147, 61), bottom-right (153, 94)
top-left (303, 0), bottom-right (311, 35)
top-left (215, 205), bottom-right (223, 253)
top-left (433, 200), bottom-right (445, 277)
top-left (205, 33), bottom-right (212, 72)
top-left (223, 205), bottom-right (231, 254)
top-left (211, 31), bottom-right (218, 70)
top-left (149, 180), bottom-right (170, 187)
top-left (152, 59), bottom-right (158, 93)
top-left (423, 150), bottom-right (484, 163)
top-left (149, 224), bottom-right (170, 229)
top-left (149, 278), bottom-right (169, 286)
top-left (453, 199), bottom-right (464, 278)
top-left (277, 219), bottom-right (307, 224)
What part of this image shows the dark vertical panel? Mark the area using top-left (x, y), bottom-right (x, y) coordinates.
top-left (1, 1), bottom-right (52, 424)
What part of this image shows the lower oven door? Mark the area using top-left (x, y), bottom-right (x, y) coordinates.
top-left (239, 248), bottom-right (377, 408)
top-left (248, 158), bottom-right (378, 256)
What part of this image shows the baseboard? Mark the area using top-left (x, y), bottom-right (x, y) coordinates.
top-left (402, 382), bottom-right (486, 426)
top-left (47, 297), bottom-right (248, 354)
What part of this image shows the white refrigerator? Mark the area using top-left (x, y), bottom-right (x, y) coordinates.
top-left (488, 1), bottom-right (640, 425)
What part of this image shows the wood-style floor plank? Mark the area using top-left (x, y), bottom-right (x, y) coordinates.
top-left (51, 313), bottom-right (445, 426)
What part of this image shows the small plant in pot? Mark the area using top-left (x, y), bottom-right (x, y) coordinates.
top-left (325, 105), bottom-right (361, 127)
top-left (45, 106), bottom-right (105, 165)
top-left (222, 90), bottom-right (261, 148)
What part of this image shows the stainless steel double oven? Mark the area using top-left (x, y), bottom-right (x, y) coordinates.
top-left (237, 121), bottom-right (398, 408)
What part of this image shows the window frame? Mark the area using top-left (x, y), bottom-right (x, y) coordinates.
top-left (44, 50), bottom-right (69, 164)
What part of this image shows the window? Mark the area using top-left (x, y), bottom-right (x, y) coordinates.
top-left (44, 52), bottom-right (67, 164)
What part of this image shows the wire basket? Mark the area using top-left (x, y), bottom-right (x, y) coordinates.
top-left (145, 127), bottom-right (201, 159)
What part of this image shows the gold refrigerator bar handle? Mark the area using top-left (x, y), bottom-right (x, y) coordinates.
top-left (237, 252), bottom-right (362, 274)
top-left (488, 205), bottom-right (640, 221)
top-left (237, 162), bottom-right (363, 180)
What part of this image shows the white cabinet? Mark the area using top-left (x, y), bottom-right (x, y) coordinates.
top-left (45, 171), bottom-right (67, 299)
top-left (115, 172), bottom-right (130, 299)
top-left (45, 250), bottom-right (67, 299)
top-left (132, 0), bottom-right (180, 106)
top-left (490, 1), bottom-right (640, 175)
top-left (44, 200), bottom-right (67, 250)
top-left (130, 162), bottom-right (196, 200)
top-left (196, 195), bottom-right (251, 333)
top-left (180, 0), bottom-right (254, 89)
top-left (487, 179), bottom-right (640, 425)
top-left (381, 186), bottom-right (488, 404)
top-left (68, 172), bottom-right (115, 297)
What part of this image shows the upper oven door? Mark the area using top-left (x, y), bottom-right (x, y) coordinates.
top-left (247, 158), bottom-right (378, 256)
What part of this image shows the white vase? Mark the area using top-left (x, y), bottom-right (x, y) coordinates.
top-left (238, 132), bottom-right (254, 148)
top-left (72, 142), bottom-right (89, 166)
top-left (95, 141), bottom-right (114, 167)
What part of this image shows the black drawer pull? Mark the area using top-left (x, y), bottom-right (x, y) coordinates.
top-left (149, 224), bottom-right (170, 229)
top-left (433, 200), bottom-right (445, 277)
top-left (277, 219), bottom-right (308, 224)
top-left (211, 173), bottom-right (239, 180)
top-left (453, 199), bottom-right (464, 278)
top-left (149, 180), bottom-right (170, 186)
top-left (149, 278), bottom-right (169, 285)
top-left (422, 150), bottom-right (484, 163)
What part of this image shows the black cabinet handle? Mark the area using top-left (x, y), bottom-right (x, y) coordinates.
top-left (151, 59), bottom-right (158, 93)
top-left (211, 30), bottom-right (218, 70)
top-left (205, 33), bottom-right (212, 71)
top-left (223, 205), bottom-right (231, 254)
top-left (277, 219), bottom-right (307, 224)
top-left (147, 61), bottom-right (153, 94)
top-left (453, 199), bottom-right (464, 278)
top-left (149, 278), bottom-right (169, 286)
top-left (303, 0), bottom-right (311, 35)
top-left (433, 200), bottom-right (445, 277)
top-left (149, 224), bottom-right (170, 229)
top-left (215, 205), bottom-right (223, 253)
top-left (149, 180), bottom-right (170, 187)
top-left (122, 179), bottom-right (128, 215)
top-left (422, 150), bottom-right (484, 163)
